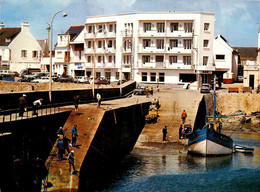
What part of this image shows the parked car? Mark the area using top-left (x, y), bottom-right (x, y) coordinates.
top-left (56, 75), bottom-right (74, 82)
top-left (32, 76), bottom-right (53, 83)
top-left (133, 85), bottom-right (149, 95)
top-left (200, 83), bottom-right (211, 93)
top-left (238, 76), bottom-right (243, 82)
top-left (89, 77), bottom-right (109, 84)
top-left (74, 76), bottom-right (89, 84)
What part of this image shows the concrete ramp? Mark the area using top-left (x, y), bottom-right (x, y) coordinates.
top-left (44, 104), bottom-right (105, 191)
top-left (43, 97), bottom-right (151, 191)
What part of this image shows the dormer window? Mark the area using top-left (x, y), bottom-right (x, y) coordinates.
top-left (5, 38), bottom-right (11, 42)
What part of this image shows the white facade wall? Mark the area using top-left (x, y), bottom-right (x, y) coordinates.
top-left (83, 12), bottom-right (215, 84)
top-left (8, 22), bottom-right (42, 73)
top-left (213, 35), bottom-right (234, 81)
top-left (0, 47), bottom-right (10, 64)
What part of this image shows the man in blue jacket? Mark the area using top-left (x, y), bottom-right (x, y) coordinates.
top-left (71, 124), bottom-right (78, 147)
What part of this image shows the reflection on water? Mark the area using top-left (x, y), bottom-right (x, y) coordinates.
top-left (93, 134), bottom-right (260, 191)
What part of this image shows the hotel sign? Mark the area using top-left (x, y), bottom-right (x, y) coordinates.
top-left (75, 63), bottom-right (83, 70)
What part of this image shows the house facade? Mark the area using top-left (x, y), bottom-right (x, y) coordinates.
top-left (243, 27), bottom-right (260, 89)
top-left (213, 34), bottom-right (238, 83)
top-left (52, 25), bottom-right (84, 76)
top-left (82, 12), bottom-right (215, 85)
top-left (0, 22), bottom-right (42, 73)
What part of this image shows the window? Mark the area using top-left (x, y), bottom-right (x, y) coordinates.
top-left (184, 40), bottom-right (192, 49)
top-left (184, 23), bottom-right (193, 33)
top-left (156, 39), bottom-right (164, 49)
top-left (204, 40), bottom-right (209, 48)
top-left (115, 72), bottom-right (119, 80)
top-left (96, 72), bottom-right (101, 78)
top-left (204, 23), bottom-right (209, 31)
top-left (157, 23), bottom-right (165, 33)
top-left (159, 73), bottom-right (165, 82)
top-left (88, 26), bottom-right (92, 33)
top-left (98, 25), bottom-right (103, 32)
top-left (105, 72), bottom-right (111, 81)
top-left (108, 40), bottom-right (113, 48)
top-left (170, 23), bottom-right (178, 32)
top-left (143, 39), bottom-right (151, 48)
top-left (21, 50), bottom-right (27, 57)
top-left (170, 40), bottom-right (178, 48)
top-left (142, 55), bottom-right (150, 64)
top-left (98, 41), bottom-right (102, 48)
top-left (108, 55), bottom-right (113, 62)
top-left (98, 56), bottom-right (102, 63)
top-left (183, 56), bottom-right (191, 65)
top-left (87, 41), bottom-right (92, 48)
top-left (169, 56), bottom-right (178, 64)
top-left (144, 23), bottom-right (151, 32)
top-left (150, 72), bottom-right (156, 82)
top-left (123, 55), bottom-right (130, 64)
top-left (216, 55), bottom-right (225, 60)
top-left (32, 51), bottom-right (38, 58)
top-left (109, 24), bottom-right (113, 32)
top-left (203, 56), bottom-right (208, 66)
top-left (87, 56), bottom-right (92, 63)
top-left (142, 72), bottom-right (147, 81)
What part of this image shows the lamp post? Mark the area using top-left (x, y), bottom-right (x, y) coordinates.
top-left (92, 27), bottom-right (104, 99)
top-left (49, 10), bottom-right (67, 103)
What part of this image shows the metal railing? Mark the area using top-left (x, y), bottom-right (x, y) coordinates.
top-left (0, 103), bottom-right (62, 123)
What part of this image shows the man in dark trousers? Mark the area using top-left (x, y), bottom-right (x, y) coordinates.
top-left (68, 150), bottom-right (76, 175)
top-left (63, 135), bottom-right (71, 156)
top-left (71, 124), bottom-right (78, 147)
top-left (19, 94), bottom-right (27, 117)
top-left (56, 138), bottom-right (64, 161)
top-left (162, 125), bottom-right (167, 141)
top-left (179, 124), bottom-right (183, 139)
top-left (181, 110), bottom-right (187, 124)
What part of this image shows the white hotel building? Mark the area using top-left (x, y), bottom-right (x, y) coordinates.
top-left (82, 12), bottom-right (215, 85)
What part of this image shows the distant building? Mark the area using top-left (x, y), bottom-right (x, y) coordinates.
top-left (213, 34), bottom-right (239, 83)
top-left (82, 12), bottom-right (215, 86)
top-left (52, 25), bottom-right (84, 76)
top-left (0, 22), bottom-right (42, 73)
top-left (241, 26), bottom-right (260, 90)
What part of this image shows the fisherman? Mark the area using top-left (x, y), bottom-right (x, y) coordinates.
top-left (71, 124), bottom-right (78, 147)
top-left (68, 150), bottom-right (76, 175)
top-left (162, 125), bottom-right (167, 141)
top-left (32, 98), bottom-right (43, 116)
top-left (57, 138), bottom-right (65, 161)
top-left (179, 124), bottom-right (183, 139)
top-left (181, 110), bottom-right (187, 124)
top-left (96, 93), bottom-right (101, 108)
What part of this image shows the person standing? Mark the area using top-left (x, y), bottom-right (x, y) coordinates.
top-left (56, 138), bottom-right (64, 161)
top-left (68, 150), bottom-right (76, 175)
top-left (32, 98), bottom-right (43, 116)
top-left (96, 93), bottom-right (101, 108)
top-left (74, 95), bottom-right (80, 112)
top-left (71, 124), bottom-right (78, 147)
top-left (63, 135), bottom-right (71, 156)
top-left (57, 127), bottom-right (64, 139)
top-left (19, 94), bottom-right (27, 117)
top-left (179, 124), bottom-right (183, 139)
top-left (162, 125), bottom-right (167, 141)
top-left (181, 110), bottom-right (187, 124)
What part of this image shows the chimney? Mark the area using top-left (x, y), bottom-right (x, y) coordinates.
top-left (21, 21), bottom-right (30, 31)
top-left (0, 22), bottom-right (4, 29)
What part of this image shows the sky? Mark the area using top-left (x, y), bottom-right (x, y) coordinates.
top-left (1, 0), bottom-right (260, 47)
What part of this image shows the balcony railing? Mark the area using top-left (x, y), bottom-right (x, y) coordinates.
top-left (138, 29), bottom-right (193, 37)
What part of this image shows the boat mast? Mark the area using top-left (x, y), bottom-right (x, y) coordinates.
top-left (213, 75), bottom-right (216, 121)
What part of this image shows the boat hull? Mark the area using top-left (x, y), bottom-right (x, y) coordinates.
top-left (188, 128), bottom-right (233, 156)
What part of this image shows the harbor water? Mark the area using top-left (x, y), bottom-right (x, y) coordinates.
top-left (93, 134), bottom-right (260, 192)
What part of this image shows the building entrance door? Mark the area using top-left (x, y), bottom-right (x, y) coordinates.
top-left (249, 75), bottom-right (254, 89)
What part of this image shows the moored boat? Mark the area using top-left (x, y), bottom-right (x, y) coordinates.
top-left (234, 144), bottom-right (254, 153)
top-left (188, 77), bottom-right (245, 156)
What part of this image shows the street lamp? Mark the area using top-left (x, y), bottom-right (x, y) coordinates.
top-left (92, 27), bottom-right (105, 99)
top-left (49, 10), bottom-right (67, 103)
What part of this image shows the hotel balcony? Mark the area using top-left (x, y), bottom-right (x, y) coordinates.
top-left (138, 30), bottom-right (193, 38)
top-left (139, 62), bottom-right (166, 68)
top-left (139, 46), bottom-right (192, 54)
top-left (195, 63), bottom-right (215, 71)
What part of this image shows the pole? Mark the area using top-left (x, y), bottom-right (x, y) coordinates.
top-left (213, 75), bottom-right (216, 121)
top-left (92, 32), bottom-right (96, 99)
top-left (49, 10), bottom-right (62, 103)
